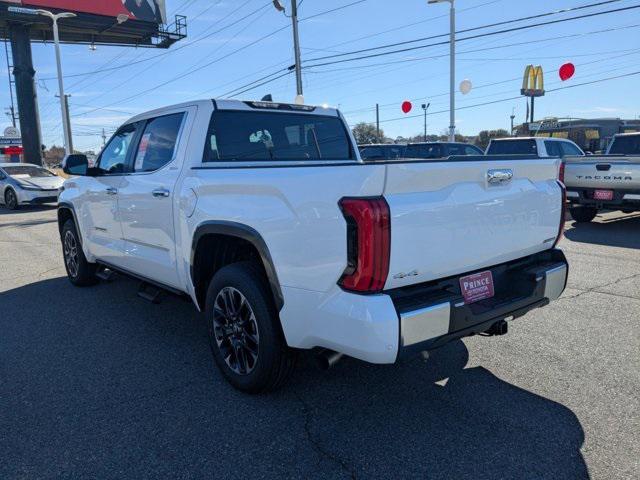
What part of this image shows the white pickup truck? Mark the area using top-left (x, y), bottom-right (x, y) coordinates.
top-left (59, 99), bottom-right (568, 393)
top-left (564, 132), bottom-right (640, 222)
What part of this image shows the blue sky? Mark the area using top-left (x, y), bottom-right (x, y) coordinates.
top-left (2, 0), bottom-right (639, 151)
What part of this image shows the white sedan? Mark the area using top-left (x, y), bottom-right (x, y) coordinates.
top-left (0, 163), bottom-right (64, 210)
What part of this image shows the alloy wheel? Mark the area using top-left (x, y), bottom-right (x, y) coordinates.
top-left (63, 230), bottom-right (79, 278)
top-left (212, 287), bottom-right (260, 375)
top-left (5, 189), bottom-right (17, 209)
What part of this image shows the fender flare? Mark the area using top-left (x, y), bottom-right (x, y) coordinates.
top-left (57, 202), bottom-right (83, 245)
top-left (190, 221), bottom-right (284, 311)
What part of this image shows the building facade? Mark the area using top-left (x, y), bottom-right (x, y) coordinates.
top-left (516, 118), bottom-right (640, 152)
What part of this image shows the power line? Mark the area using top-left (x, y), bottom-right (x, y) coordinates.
top-left (363, 70), bottom-right (640, 126)
top-left (303, 2), bottom-right (640, 69)
top-left (39, 0), bottom-right (269, 81)
top-left (305, 0), bottom-right (624, 63)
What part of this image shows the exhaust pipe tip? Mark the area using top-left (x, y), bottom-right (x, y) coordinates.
top-left (315, 349), bottom-right (344, 370)
top-left (487, 319), bottom-right (509, 336)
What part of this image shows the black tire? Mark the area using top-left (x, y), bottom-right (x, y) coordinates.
top-left (205, 262), bottom-right (296, 393)
top-left (4, 188), bottom-right (19, 210)
top-left (61, 219), bottom-right (99, 287)
top-left (570, 206), bottom-right (598, 223)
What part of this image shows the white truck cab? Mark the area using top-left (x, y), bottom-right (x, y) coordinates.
top-left (486, 137), bottom-right (584, 157)
top-left (58, 99), bottom-right (568, 393)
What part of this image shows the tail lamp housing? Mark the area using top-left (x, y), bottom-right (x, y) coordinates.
top-left (338, 197), bottom-right (390, 293)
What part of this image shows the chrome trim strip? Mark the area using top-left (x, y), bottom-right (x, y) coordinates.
top-left (623, 193), bottom-right (640, 200)
top-left (566, 191), bottom-right (579, 198)
top-left (400, 302), bottom-right (451, 347)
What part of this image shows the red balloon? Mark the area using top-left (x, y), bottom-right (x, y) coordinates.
top-left (401, 101), bottom-right (412, 114)
top-left (559, 63), bottom-right (575, 81)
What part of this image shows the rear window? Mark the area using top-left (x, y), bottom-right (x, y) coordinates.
top-left (204, 111), bottom-right (353, 162)
top-left (405, 144), bottom-right (442, 159)
top-left (487, 139), bottom-right (537, 155)
top-left (609, 135), bottom-right (640, 155)
top-left (359, 145), bottom-right (405, 160)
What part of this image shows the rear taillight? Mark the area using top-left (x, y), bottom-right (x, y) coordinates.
top-left (338, 197), bottom-right (390, 293)
top-left (554, 161), bottom-right (566, 248)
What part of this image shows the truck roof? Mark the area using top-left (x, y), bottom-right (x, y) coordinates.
top-left (126, 99), bottom-right (340, 125)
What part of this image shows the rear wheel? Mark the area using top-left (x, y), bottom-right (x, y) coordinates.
top-left (570, 206), bottom-right (597, 223)
top-left (61, 219), bottom-right (99, 286)
top-left (4, 188), bottom-right (18, 210)
top-left (205, 262), bottom-right (296, 393)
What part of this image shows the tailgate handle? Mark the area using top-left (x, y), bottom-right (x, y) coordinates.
top-left (596, 164), bottom-right (611, 171)
top-left (487, 169), bottom-right (513, 185)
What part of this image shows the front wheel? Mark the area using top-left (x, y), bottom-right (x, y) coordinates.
top-left (4, 188), bottom-right (19, 210)
top-left (205, 262), bottom-right (296, 393)
top-left (570, 206), bottom-right (598, 223)
top-left (61, 219), bottom-right (99, 286)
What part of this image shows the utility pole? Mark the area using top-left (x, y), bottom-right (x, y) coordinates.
top-left (510, 107), bottom-right (516, 136)
top-left (429, 0), bottom-right (456, 142)
top-left (3, 37), bottom-right (17, 127)
top-left (422, 102), bottom-right (430, 141)
top-left (101, 128), bottom-right (107, 148)
top-left (36, 9), bottom-right (76, 156)
top-left (63, 94), bottom-right (73, 152)
top-left (273, 1), bottom-right (304, 104)
top-left (375, 103), bottom-right (380, 143)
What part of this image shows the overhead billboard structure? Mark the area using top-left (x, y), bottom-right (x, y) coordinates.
top-left (0, 0), bottom-right (186, 165)
top-left (21, 0), bottom-right (167, 24)
top-left (0, 0), bottom-right (185, 47)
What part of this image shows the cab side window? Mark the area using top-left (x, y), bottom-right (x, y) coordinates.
top-left (544, 141), bottom-right (562, 157)
top-left (97, 124), bottom-right (137, 174)
top-left (133, 113), bottom-right (185, 173)
top-left (560, 142), bottom-right (583, 156)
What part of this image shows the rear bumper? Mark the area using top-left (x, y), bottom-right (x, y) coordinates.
top-left (279, 249), bottom-right (568, 364)
top-left (566, 187), bottom-right (640, 210)
top-left (391, 249), bottom-right (567, 359)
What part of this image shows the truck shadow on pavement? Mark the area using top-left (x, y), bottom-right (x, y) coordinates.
top-left (565, 213), bottom-right (640, 249)
top-left (1, 275), bottom-right (588, 480)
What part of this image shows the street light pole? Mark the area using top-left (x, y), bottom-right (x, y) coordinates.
top-left (429, 0), bottom-right (455, 142)
top-left (422, 102), bottom-right (430, 141)
top-left (37, 9), bottom-right (76, 156)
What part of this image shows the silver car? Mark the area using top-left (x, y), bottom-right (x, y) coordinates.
top-left (0, 163), bottom-right (64, 210)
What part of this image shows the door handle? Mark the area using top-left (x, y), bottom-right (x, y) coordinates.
top-left (106, 187), bottom-right (118, 195)
top-left (152, 188), bottom-right (170, 198)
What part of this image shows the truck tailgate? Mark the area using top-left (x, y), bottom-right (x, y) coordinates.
top-left (564, 156), bottom-right (640, 190)
top-left (383, 158), bottom-right (562, 290)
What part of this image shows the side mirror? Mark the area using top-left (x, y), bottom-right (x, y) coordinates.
top-left (62, 154), bottom-right (89, 176)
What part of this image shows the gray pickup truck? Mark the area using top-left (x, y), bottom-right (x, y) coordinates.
top-left (564, 132), bottom-right (640, 223)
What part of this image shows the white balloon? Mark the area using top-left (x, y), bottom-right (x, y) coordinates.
top-left (460, 79), bottom-right (473, 95)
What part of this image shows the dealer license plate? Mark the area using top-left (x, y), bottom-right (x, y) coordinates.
top-left (593, 189), bottom-right (614, 201)
top-left (459, 271), bottom-right (495, 304)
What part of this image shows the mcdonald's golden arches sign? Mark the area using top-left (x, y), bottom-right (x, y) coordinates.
top-left (521, 65), bottom-right (545, 97)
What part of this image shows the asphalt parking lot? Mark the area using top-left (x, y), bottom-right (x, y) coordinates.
top-left (1, 206), bottom-right (638, 479)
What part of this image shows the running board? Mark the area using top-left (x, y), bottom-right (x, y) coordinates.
top-left (137, 282), bottom-right (166, 304)
top-left (96, 267), bottom-right (116, 282)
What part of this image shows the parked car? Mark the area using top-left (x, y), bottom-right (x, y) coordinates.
top-left (564, 132), bottom-right (640, 222)
top-left (0, 162), bottom-right (64, 210)
top-left (405, 142), bottom-right (484, 159)
top-left (486, 137), bottom-right (585, 157)
top-left (358, 143), bottom-right (406, 160)
top-left (58, 99), bottom-right (568, 393)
